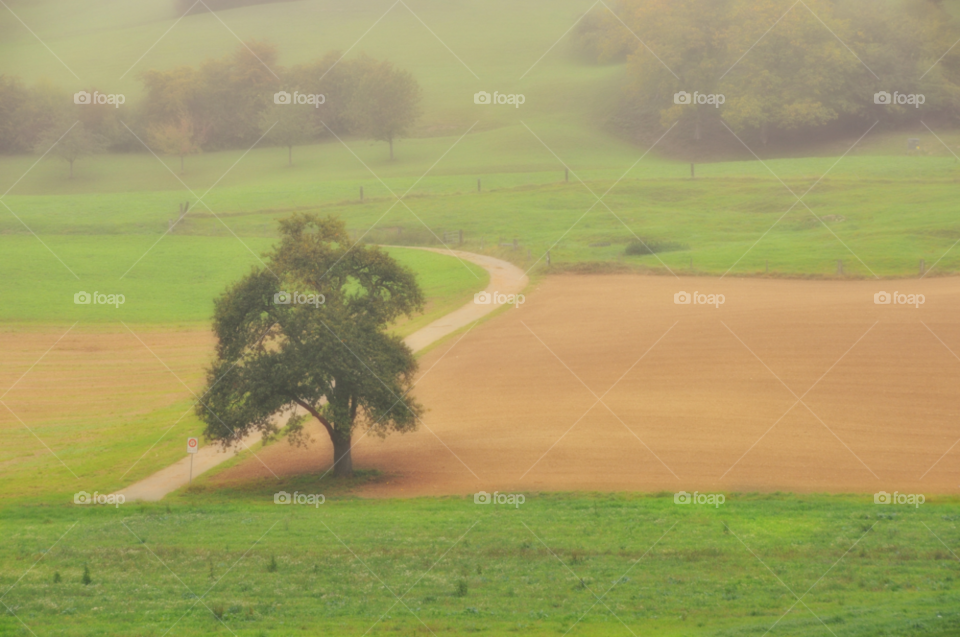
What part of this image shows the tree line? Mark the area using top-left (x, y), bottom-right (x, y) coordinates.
top-left (0, 42), bottom-right (422, 176)
top-left (578, 0), bottom-right (960, 150)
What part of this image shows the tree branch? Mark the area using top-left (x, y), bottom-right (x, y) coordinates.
top-left (293, 398), bottom-right (335, 438)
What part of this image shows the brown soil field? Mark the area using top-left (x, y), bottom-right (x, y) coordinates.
top-left (210, 275), bottom-right (960, 497)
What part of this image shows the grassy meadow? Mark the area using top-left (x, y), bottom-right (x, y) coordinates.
top-left (1, 492), bottom-right (959, 636)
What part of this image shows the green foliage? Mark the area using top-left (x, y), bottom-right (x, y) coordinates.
top-left (81, 565), bottom-right (91, 586)
top-left (52, 571), bottom-right (61, 583)
top-left (198, 214), bottom-right (425, 476)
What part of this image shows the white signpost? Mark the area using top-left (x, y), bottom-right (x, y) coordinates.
top-left (187, 437), bottom-right (199, 484)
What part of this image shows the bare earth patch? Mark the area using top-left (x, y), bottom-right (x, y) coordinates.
top-left (211, 275), bottom-right (960, 496)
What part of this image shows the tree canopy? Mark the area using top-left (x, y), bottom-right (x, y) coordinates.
top-left (585, 0), bottom-right (960, 148)
top-left (197, 214), bottom-right (425, 477)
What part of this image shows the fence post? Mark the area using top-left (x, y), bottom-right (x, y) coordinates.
top-left (360, 186), bottom-right (364, 202)
top-left (564, 168), bottom-right (569, 183)
top-left (690, 163), bottom-right (695, 179)
top-left (546, 250), bottom-right (551, 266)
top-left (920, 259), bottom-right (925, 276)
top-left (513, 239), bottom-right (518, 251)
top-left (477, 178), bottom-right (481, 193)
top-left (837, 260), bottom-right (843, 275)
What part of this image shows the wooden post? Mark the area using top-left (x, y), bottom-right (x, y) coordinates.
top-left (920, 259), bottom-right (925, 276)
top-left (564, 168), bottom-right (569, 183)
top-left (360, 186), bottom-right (364, 202)
top-left (459, 229), bottom-right (463, 246)
top-left (546, 250), bottom-right (551, 266)
top-left (837, 260), bottom-right (843, 275)
top-left (690, 163), bottom-right (695, 179)
top-left (477, 178), bottom-right (481, 192)
top-left (189, 453), bottom-right (193, 485)
top-left (513, 239), bottom-right (518, 251)
top-left (184, 201), bottom-right (189, 213)
top-left (168, 219), bottom-right (172, 231)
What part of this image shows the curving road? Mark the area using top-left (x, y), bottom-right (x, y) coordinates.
top-left (117, 247), bottom-right (528, 501)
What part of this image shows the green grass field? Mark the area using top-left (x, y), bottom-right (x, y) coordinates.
top-left (2, 492), bottom-right (959, 636)
top-left (0, 236), bottom-right (486, 325)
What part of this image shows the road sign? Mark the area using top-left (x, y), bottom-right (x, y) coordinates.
top-left (187, 437), bottom-right (199, 454)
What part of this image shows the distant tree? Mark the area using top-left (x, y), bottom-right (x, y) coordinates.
top-left (197, 214), bottom-right (424, 477)
top-left (0, 75), bottom-right (30, 153)
top-left (349, 58), bottom-right (422, 160)
top-left (34, 120), bottom-right (105, 178)
top-left (261, 102), bottom-right (318, 166)
top-left (604, 0), bottom-right (960, 147)
top-left (140, 65), bottom-right (200, 114)
top-left (0, 77), bottom-right (65, 153)
top-left (197, 40), bottom-right (280, 149)
top-left (149, 117), bottom-right (202, 173)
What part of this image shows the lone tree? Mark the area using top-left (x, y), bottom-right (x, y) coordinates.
top-left (197, 214), bottom-right (424, 477)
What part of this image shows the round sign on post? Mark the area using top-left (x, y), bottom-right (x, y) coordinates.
top-left (187, 437), bottom-right (199, 454)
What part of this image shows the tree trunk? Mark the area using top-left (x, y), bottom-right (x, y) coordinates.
top-left (288, 145), bottom-right (292, 166)
top-left (69, 159), bottom-right (74, 179)
top-left (332, 432), bottom-right (353, 477)
top-left (389, 137), bottom-right (394, 160)
top-left (180, 154), bottom-right (185, 174)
